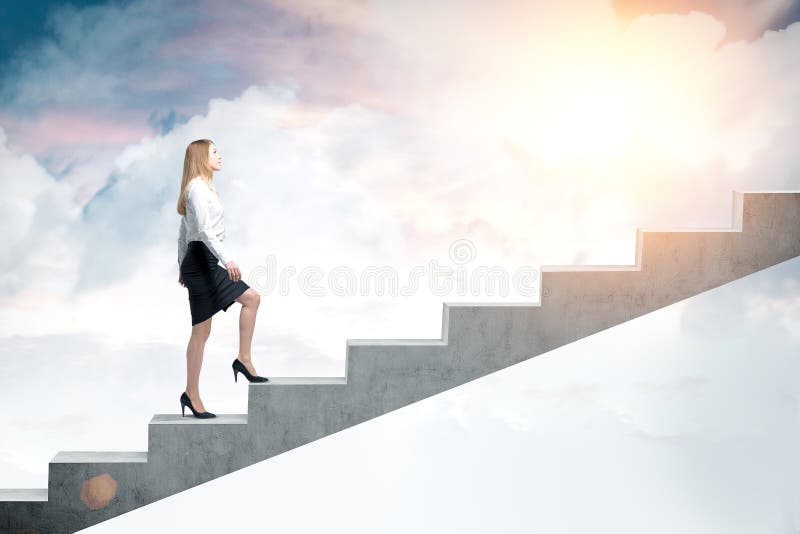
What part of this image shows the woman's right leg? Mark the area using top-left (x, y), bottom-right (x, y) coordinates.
top-left (186, 316), bottom-right (212, 412)
top-left (234, 288), bottom-right (261, 375)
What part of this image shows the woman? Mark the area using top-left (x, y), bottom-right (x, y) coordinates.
top-left (176, 139), bottom-right (269, 419)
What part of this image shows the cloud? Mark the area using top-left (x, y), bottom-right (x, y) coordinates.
top-left (2, 2), bottom-right (800, 348)
top-left (680, 256), bottom-right (800, 342)
top-left (0, 0), bottom-right (374, 165)
top-left (5, 2), bottom-right (800, 269)
top-left (743, 274), bottom-right (800, 342)
top-left (147, 108), bottom-right (191, 136)
top-left (613, 0), bottom-right (799, 43)
top-left (0, 126), bottom-right (83, 299)
top-left (3, 5), bottom-right (800, 516)
top-left (432, 259), bottom-right (800, 446)
top-left (0, 80), bottom-right (462, 381)
top-left (0, 0), bottom-right (198, 111)
top-left (454, 325), bottom-right (794, 446)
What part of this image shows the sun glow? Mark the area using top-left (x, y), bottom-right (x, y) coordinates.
top-left (538, 74), bottom-right (641, 164)
top-left (481, 16), bottom-right (723, 172)
top-left (420, 9), bottom-right (735, 264)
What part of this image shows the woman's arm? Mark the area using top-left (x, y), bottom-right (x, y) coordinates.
top-left (186, 182), bottom-right (232, 266)
top-left (178, 217), bottom-right (188, 268)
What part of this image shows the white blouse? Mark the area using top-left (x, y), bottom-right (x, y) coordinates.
top-left (178, 177), bottom-right (232, 268)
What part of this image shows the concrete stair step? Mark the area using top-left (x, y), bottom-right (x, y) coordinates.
top-left (0, 489), bottom-right (48, 502)
top-left (2, 190), bottom-right (799, 533)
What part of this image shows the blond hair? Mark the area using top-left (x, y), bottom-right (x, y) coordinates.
top-left (177, 139), bottom-right (215, 216)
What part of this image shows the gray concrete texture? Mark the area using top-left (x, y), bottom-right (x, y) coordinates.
top-left (1, 191), bottom-right (798, 533)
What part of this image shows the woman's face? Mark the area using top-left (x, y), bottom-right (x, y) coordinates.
top-left (208, 143), bottom-right (222, 171)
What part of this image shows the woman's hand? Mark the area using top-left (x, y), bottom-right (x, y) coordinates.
top-left (225, 260), bottom-right (241, 282)
top-left (178, 274), bottom-right (185, 287)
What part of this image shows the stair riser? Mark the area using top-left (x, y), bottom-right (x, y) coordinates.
top-left (348, 307), bottom-right (622, 393)
top-left (346, 344), bottom-right (451, 384)
top-left (248, 362), bottom-right (524, 462)
top-left (247, 384), bottom-right (356, 458)
top-left (148, 423), bottom-right (255, 470)
top-left (641, 232), bottom-right (799, 284)
top-left (43, 454), bottom-right (259, 534)
top-left (144, 444), bottom-right (256, 497)
top-left (0, 501), bottom-right (50, 534)
top-left (741, 192), bottom-right (800, 234)
top-left (45, 462), bottom-right (152, 533)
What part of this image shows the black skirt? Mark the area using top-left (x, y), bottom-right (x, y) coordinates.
top-left (181, 240), bottom-right (250, 325)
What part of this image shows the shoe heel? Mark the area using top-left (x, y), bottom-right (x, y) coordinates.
top-left (233, 368), bottom-right (238, 383)
top-left (179, 392), bottom-right (214, 418)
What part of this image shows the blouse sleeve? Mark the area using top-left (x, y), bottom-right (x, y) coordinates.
top-left (186, 182), bottom-right (232, 266)
top-left (177, 217), bottom-right (188, 269)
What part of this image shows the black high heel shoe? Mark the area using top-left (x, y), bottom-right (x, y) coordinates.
top-left (180, 392), bottom-right (216, 418)
top-left (232, 358), bottom-right (269, 383)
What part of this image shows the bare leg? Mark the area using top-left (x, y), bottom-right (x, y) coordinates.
top-left (185, 317), bottom-right (212, 412)
top-left (233, 288), bottom-right (261, 375)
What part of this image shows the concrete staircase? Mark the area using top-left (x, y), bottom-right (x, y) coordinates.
top-left (2, 190), bottom-right (799, 533)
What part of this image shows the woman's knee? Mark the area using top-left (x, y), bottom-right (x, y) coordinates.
top-left (191, 319), bottom-right (212, 340)
top-left (238, 288), bottom-right (260, 307)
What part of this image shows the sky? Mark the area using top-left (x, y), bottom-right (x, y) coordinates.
top-left (1, 0), bottom-right (800, 532)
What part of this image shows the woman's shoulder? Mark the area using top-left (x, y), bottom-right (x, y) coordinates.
top-left (186, 176), bottom-right (210, 195)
